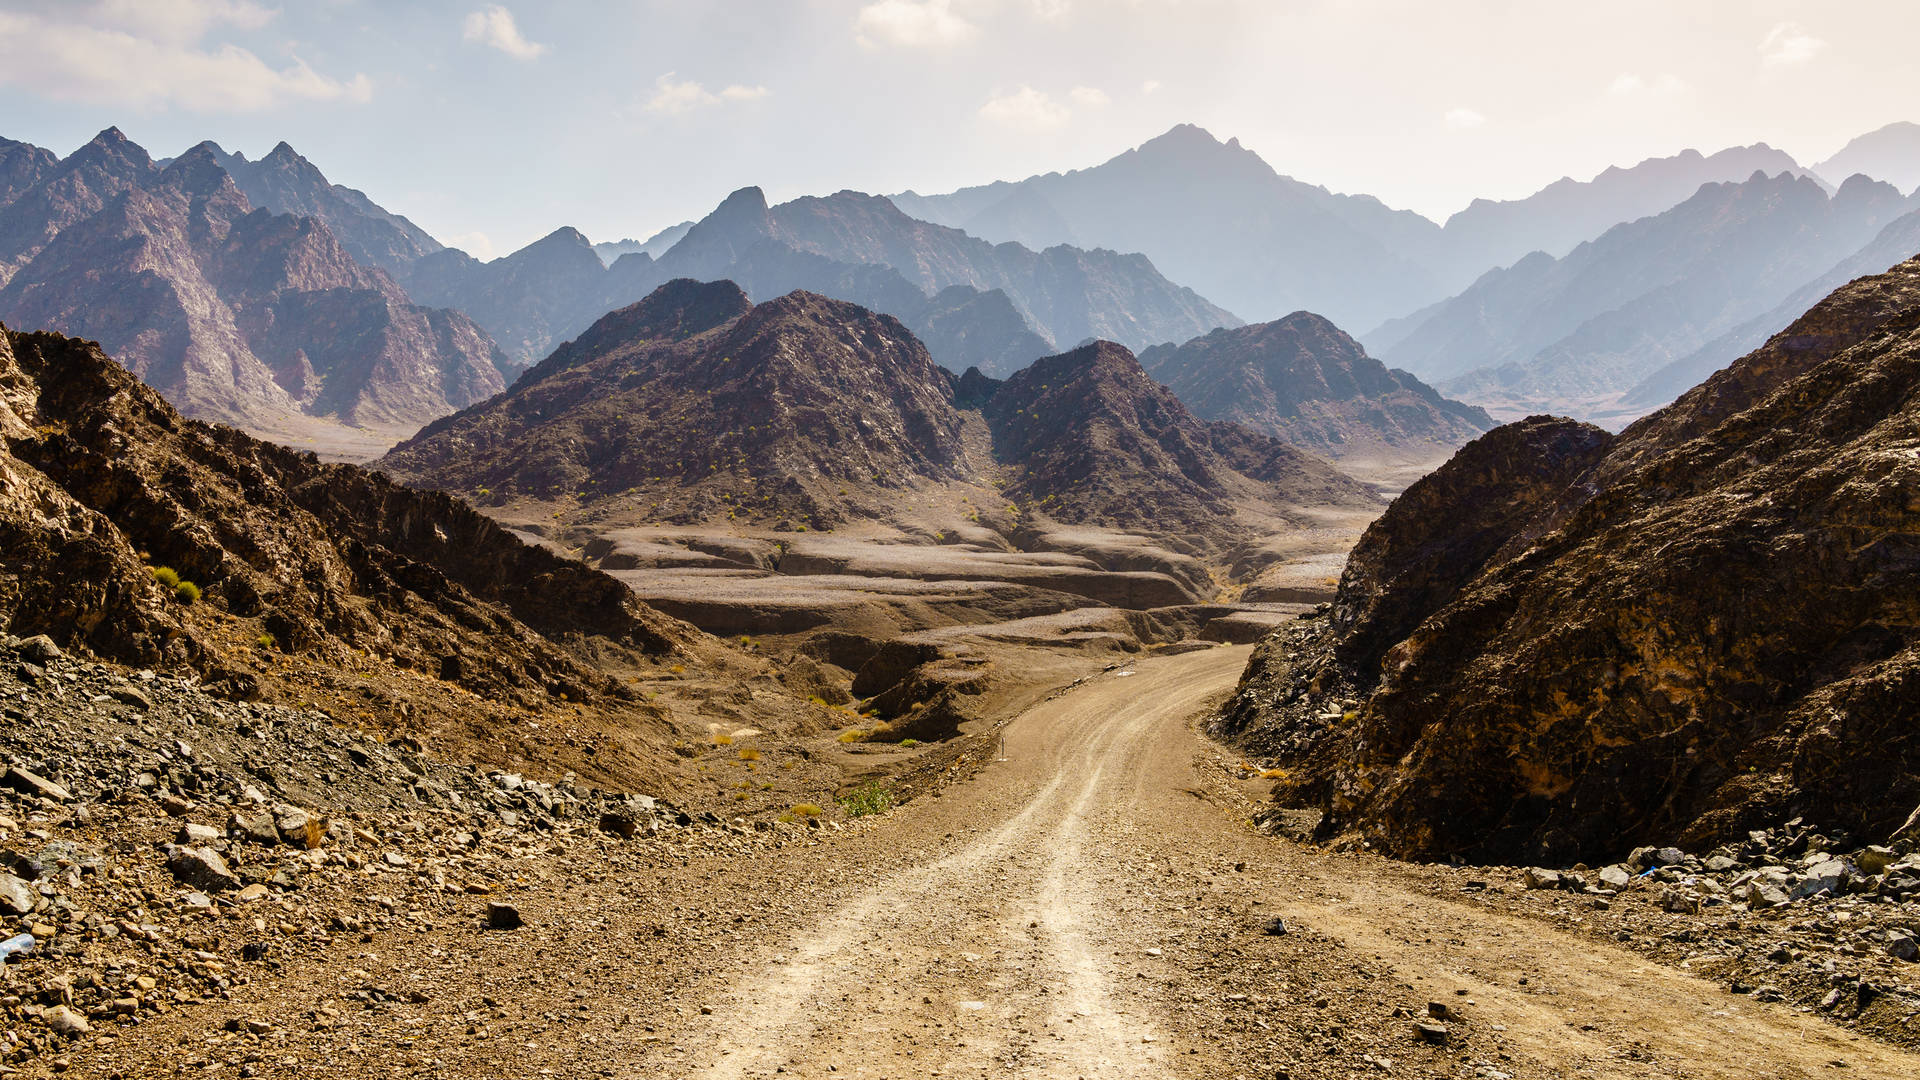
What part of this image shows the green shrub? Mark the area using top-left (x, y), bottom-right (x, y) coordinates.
top-left (899, 739), bottom-right (919, 748)
top-left (790, 803), bottom-right (823, 818)
top-left (255, 632), bottom-right (277, 650)
top-left (838, 782), bottom-right (893, 818)
top-left (175, 581), bottom-right (201, 604)
top-left (149, 566), bottom-right (180, 588)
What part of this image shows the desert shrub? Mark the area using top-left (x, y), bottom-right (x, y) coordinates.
top-left (149, 566), bottom-right (180, 588)
top-left (837, 729), bottom-right (866, 743)
top-left (790, 803), bottom-right (823, 818)
top-left (175, 581), bottom-right (201, 604)
top-left (900, 739), bottom-right (919, 748)
top-left (713, 733), bottom-right (734, 746)
top-left (838, 782), bottom-right (894, 817)
top-left (255, 632), bottom-right (277, 650)
top-left (737, 747), bottom-right (761, 762)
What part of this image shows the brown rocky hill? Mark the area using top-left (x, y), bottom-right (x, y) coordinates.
top-left (203, 139), bottom-right (445, 275)
top-left (0, 131), bottom-right (508, 446)
top-left (1138, 312), bottom-right (1491, 461)
top-left (0, 320), bottom-right (800, 788)
top-left (983, 340), bottom-right (1377, 542)
top-left (380, 281), bottom-right (973, 527)
top-left (0, 136), bottom-right (57, 212)
top-left (1218, 255), bottom-right (1920, 864)
top-left (381, 281), bottom-right (1375, 550)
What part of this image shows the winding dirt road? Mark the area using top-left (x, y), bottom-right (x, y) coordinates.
top-left (631, 645), bottom-right (1920, 1080)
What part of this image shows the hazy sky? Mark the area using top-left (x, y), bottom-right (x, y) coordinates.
top-left (2, 0), bottom-right (1916, 258)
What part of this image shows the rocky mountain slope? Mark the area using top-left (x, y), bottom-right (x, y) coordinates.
top-left (1216, 255), bottom-right (1920, 864)
top-left (1434, 143), bottom-right (1817, 292)
top-left (1815, 121), bottom-right (1920, 194)
top-left (1370, 170), bottom-right (1917, 422)
top-left (0, 319), bottom-right (844, 795)
top-left (1622, 205), bottom-right (1920, 411)
top-left (1138, 313), bottom-right (1492, 461)
top-left (0, 129), bottom-right (511, 448)
top-left (380, 281), bottom-right (1373, 552)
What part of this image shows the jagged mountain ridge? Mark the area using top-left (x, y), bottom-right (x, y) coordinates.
top-left (380, 280), bottom-right (1374, 551)
top-left (1138, 313), bottom-right (1492, 461)
top-left (1217, 255), bottom-right (1920, 863)
top-left (1370, 170), bottom-right (1919, 422)
top-left (1814, 121), bottom-right (1920, 194)
top-left (0, 130), bottom-right (509, 441)
top-left (202, 140), bottom-right (445, 275)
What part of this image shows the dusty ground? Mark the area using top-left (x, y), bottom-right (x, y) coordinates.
top-left (54, 645), bottom-right (1920, 1080)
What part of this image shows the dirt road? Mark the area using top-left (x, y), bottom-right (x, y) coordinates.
top-left (71, 644), bottom-right (1920, 1080)
top-left (629, 645), bottom-right (1920, 1080)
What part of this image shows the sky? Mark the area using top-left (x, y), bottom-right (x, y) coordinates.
top-left (1, 0), bottom-right (1916, 259)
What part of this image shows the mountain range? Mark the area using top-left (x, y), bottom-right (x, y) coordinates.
top-left (1813, 120), bottom-right (1920, 194)
top-left (1368, 170), bottom-right (1919, 423)
top-left (0, 129), bottom-right (506, 450)
top-left (379, 280), bottom-right (1373, 553)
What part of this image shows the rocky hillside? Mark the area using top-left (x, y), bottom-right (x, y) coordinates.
top-left (1138, 313), bottom-right (1492, 461)
top-left (1370, 171), bottom-right (1918, 422)
top-left (0, 319), bottom-right (785, 788)
top-left (380, 281), bottom-right (971, 527)
top-left (382, 281), bottom-right (1373, 549)
top-left (1217, 255), bottom-right (1920, 864)
top-left (0, 129), bottom-right (510, 446)
top-left (983, 341), bottom-right (1375, 539)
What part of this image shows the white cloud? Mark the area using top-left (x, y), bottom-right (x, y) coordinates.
top-left (1140, 79), bottom-right (1162, 95)
top-left (1443, 107), bottom-right (1486, 130)
top-left (0, 4), bottom-right (371, 113)
top-left (1068, 85), bottom-right (1109, 108)
top-left (462, 5), bottom-right (548, 60)
top-left (978, 86), bottom-right (1071, 133)
top-left (1759, 21), bottom-right (1826, 67)
top-left (1606, 72), bottom-right (1691, 98)
top-left (645, 73), bottom-right (771, 115)
top-left (446, 231), bottom-right (496, 261)
top-left (854, 0), bottom-right (977, 50)
top-left (1030, 0), bottom-right (1074, 21)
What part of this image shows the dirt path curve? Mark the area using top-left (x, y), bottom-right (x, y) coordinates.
top-left (631, 644), bottom-right (1920, 1080)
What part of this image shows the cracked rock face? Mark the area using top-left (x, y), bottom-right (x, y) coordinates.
top-left (1221, 255), bottom-right (1920, 864)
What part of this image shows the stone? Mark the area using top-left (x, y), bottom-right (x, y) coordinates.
top-left (159, 794), bottom-right (192, 817)
top-left (1414, 1022), bottom-right (1449, 1044)
top-left (1598, 865), bottom-right (1633, 890)
top-left (1703, 855), bottom-right (1740, 873)
top-left (1656, 847), bottom-right (1687, 867)
top-left (1791, 859), bottom-right (1850, 900)
top-left (598, 811), bottom-right (640, 839)
top-left (235, 883), bottom-right (269, 903)
top-left (1746, 881), bottom-right (1791, 909)
top-left (1888, 932), bottom-right (1919, 963)
top-left (177, 823), bottom-right (222, 845)
top-left (12, 635), bottom-right (61, 663)
top-left (1262, 917), bottom-right (1288, 936)
top-left (1524, 867), bottom-right (1563, 890)
top-left (1659, 887), bottom-right (1699, 914)
top-left (276, 808), bottom-right (323, 850)
top-left (0, 872), bottom-right (35, 915)
top-left (42, 1005), bottom-right (89, 1036)
top-left (3, 766), bottom-right (71, 803)
top-left (229, 812), bottom-right (279, 846)
top-left (1627, 846), bottom-right (1660, 872)
top-left (487, 902), bottom-right (523, 930)
top-left (165, 845), bottom-right (240, 892)
top-left (1855, 846), bottom-right (1897, 875)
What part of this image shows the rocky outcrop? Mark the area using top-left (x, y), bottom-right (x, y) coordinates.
top-left (203, 140), bottom-right (443, 275)
top-left (0, 130), bottom-right (510, 442)
top-left (1219, 256), bottom-right (1920, 864)
top-left (1139, 312), bottom-right (1491, 460)
top-left (0, 322), bottom-right (687, 707)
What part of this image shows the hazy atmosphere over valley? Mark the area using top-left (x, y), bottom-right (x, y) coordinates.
top-left (3, 2), bottom-right (1920, 1078)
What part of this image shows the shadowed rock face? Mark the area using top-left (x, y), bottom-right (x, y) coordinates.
top-left (0, 131), bottom-right (508, 438)
top-left (0, 322), bottom-right (685, 705)
top-left (1138, 312), bottom-right (1492, 460)
top-left (1221, 255), bottom-right (1920, 864)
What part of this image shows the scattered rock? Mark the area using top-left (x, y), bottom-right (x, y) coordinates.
top-left (42, 1005), bottom-right (89, 1036)
top-left (487, 902), bottom-right (523, 931)
top-left (3, 765), bottom-right (72, 803)
top-left (164, 845), bottom-right (240, 892)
